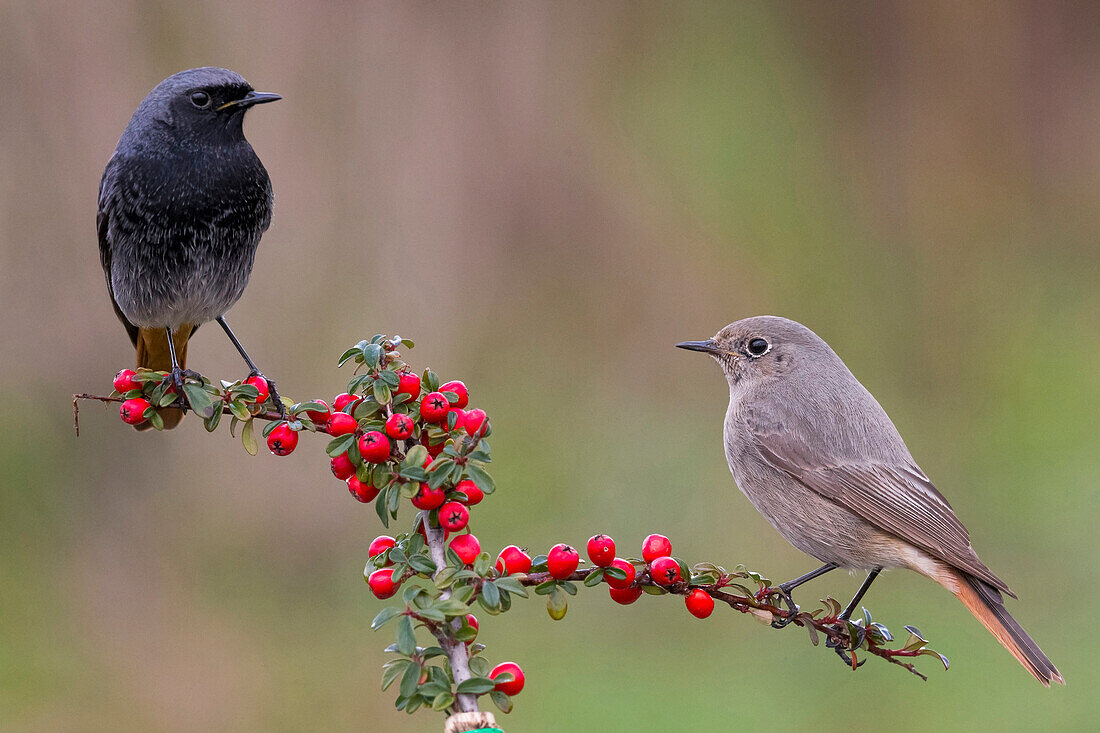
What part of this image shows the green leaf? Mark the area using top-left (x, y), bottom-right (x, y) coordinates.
top-left (455, 677), bottom-right (496, 695)
top-left (481, 581), bottom-right (501, 609)
top-left (547, 587), bottom-right (568, 620)
top-left (399, 661), bottom-right (420, 698)
top-left (464, 464), bottom-right (495, 495)
top-left (374, 381), bottom-right (392, 404)
top-left (489, 690), bottom-right (512, 714)
top-left (603, 566), bottom-right (628, 581)
top-left (203, 405), bottom-right (222, 432)
top-left (584, 568), bottom-right (605, 586)
top-left (363, 343), bottom-right (384, 369)
top-left (492, 576), bottom-right (528, 597)
top-left (403, 444), bottom-right (429, 469)
top-left (381, 659), bottom-right (410, 691)
top-left (241, 419), bottom-right (258, 456)
top-left (326, 434), bottom-right (356, 457)
top-left (430, 692), bottom-right (454, 711)
top-left (378, 370), bottom-right (400, 388)
top-left (395, 615), bottom-right (416, 656)
top-left (182, 383), bottom-right (214, 417)
top-left (371, 606), bottom-right (403, 630)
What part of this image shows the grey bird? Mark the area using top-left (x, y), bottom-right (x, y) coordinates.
top-left (98, 67), bottom-right (282, 428)
top-left (678, 315), bottom-right (1063, 686)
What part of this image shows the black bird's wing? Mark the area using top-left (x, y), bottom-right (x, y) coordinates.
top-left (97, 166), bottom-right (139, 347)
top-left (748, 417), bottom-right (1015, 597)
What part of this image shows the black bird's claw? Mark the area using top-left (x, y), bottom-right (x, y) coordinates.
top-left (251, 370), bottom-right (287, 419)
top-left (825, 621), bottom-right (866, 669)
top-left (167, 368), bottom-right (202, 412)
top-left (766, 587), bottom-right (799, 629)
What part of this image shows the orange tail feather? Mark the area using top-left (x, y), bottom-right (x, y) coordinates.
top-left (935, 566), bottom-right (1063, 686)
top-left (134, 326), bottom-right (193, 430)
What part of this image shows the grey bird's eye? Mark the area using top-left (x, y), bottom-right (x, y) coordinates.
top-left (189, 91), bottom-right (211, 109)
top-left (747, 338), bottom-right (770, 357)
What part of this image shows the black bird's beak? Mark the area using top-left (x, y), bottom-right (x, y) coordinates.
top-left (676, 339), bottom-right (720, 354)
top-left (217, 91), bottom-right (282, 111)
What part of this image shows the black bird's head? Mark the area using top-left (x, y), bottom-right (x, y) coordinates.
top-left (122, 67), bottom-right (280, 149)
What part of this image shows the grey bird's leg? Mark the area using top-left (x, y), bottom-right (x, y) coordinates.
top-left (766, 562), bottom-right (839, 629)
top-left (216, 316), bottom-right (286, 418)
top-left (828, 567), bottom-right (882, 668)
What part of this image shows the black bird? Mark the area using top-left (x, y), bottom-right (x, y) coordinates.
top-left (97, 67), bottom-right (282, 428)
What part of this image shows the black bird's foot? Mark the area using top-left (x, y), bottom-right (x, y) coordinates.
top-left (250, 370), bottom-right (287, 419)
top-left (166, 368), bottom-right (202, 411)
top-left (826, 620), bottom-right (866, 669)
top-left (762, 586), bottom-right (800, 629)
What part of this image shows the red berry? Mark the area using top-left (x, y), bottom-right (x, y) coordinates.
top-left (445, 407), bottom-right (466, 431)
top-left (326, 412), bottom-right (358, 436)
top-left (465, 614), bottom-right (479, 640)
top-left (331, 453), bottom-right (355, 480)
top-left (267, 422), bottom-right (298, 456)
top-left (455, 479), bottom-right (484, 506)
top-left (641, 533), bottom-right (672, 563)
top-left (368, 535), bottom-right (396, 559)
top-left (411, 483), bottom-right (445, 510)
top-left (605, 558), bottom-right (636, 590)
top-left (440, 380), bottom-right (469, 409)
top-left (334, 393), bottom-right (361, 412)
top-left (367, 568), bottom-right (400, 599)
top-left (649, 556), bottom-right (682, 586)
top-left (586, 534), bottom-right (616, 567)
top-left (420, 392), bottom-right (449, 423)
top-left (113, 369), bottom-right (139, 393)
top-left (305, 399), bottom-right (331, 425)
top-left (384, 413), bottom-right (415, 440)
top-left (119, 397), bottom-right (150, 425)
top-left (495, 545), bottom-right (532, 575)
top-left (463, 409), bottom-right (488, 437)
top-left (347, 476), bottom-right (379, 503)
top-left (421, 432), bottom-right (447, 457)
top-left (358, 431), bottom-right (391, 463)
top-left (685, 588), bottom-right (715, 619)
top-left (489, 662), bottom-right (524, 696)
top-left (245, 375), bottom-right (270, 404)
top-left (396, 371), bottom-right (421, 399)
top-left (449, 533), bottom-right (481, 565)
top-left (547, 543), bottom-right (580, 579)
top-left (609, 586), bottom-right (643, 605)
top-left (439, 501), bottom-right (470, 532)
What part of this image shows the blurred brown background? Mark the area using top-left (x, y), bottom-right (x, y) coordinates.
top-left (1, 1), bottom-right (1097, 730)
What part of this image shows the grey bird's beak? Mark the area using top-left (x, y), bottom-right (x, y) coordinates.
top-left (675, 339), bottom-right (720, 354)
top-left (217, 91), bottom-right (282, 111)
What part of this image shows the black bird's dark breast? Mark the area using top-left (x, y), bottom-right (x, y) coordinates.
top-left (99, 141), bottom-right (273, 330)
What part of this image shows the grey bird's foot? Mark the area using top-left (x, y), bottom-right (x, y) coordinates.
top-left (251, 371), bottom-right (287, 419)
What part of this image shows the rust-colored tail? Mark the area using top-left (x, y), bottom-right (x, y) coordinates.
top-left (937, 566), bottom-right (1063, 686)
top-left (134, 326), bottom-right (193, 430)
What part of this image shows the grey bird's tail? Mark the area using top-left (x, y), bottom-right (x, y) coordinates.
top-left (947, 569), bottom-right (1064, 686)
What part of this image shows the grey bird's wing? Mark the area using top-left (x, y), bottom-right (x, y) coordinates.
top-left (748, 417), bottom-right (1015, 597)
top-left (97, 164), bottom-right (139, 347)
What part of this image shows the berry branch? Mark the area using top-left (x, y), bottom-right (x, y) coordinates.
top-left (81, 335), bottom-right (950, 729)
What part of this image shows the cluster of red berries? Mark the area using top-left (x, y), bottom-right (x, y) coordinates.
top-left (587, 533), bottom-right (715, 619)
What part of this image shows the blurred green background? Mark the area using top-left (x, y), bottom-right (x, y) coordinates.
top-left (1, 1), bottom-right (1097, 730)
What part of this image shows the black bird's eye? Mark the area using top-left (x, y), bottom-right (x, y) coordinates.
top-left (747, 338), bottom-right (770, 357)
top-left (189, 91), bottom-right (211, 109)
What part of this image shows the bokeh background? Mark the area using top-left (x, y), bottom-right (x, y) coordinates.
top-left (2, 1), bottom-right (1097, 730)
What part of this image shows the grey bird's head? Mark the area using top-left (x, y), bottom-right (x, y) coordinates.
top-left (120, 67), bottom-right (280, 151)
top-left (677, 315), bottom-right (846, 389)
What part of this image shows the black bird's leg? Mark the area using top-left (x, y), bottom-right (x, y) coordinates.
top-left (828, 567), bottom-right (882, 667)
top-left (216, 316), bottom-right (286, 418)
top-left (163, 327), bottom-right (201, 411)
top-left (762, 562), bottom-right (839, 629)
